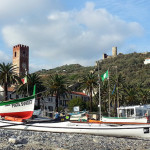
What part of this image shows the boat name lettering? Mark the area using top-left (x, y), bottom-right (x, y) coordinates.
top-left (21, 100), bottom-right (32, 106)
top-left (5, 104), bottom-right (10, 107)
top-left (11, 100), bottom-right (32, 107)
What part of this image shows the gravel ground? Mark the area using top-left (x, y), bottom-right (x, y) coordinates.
top-left (0, 129), bottom-right (150, 150)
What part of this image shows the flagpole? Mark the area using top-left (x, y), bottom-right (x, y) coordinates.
top-left (25, 68), bottom-right (29, 96)
top-left (98, 61), bottom-right (101, 121)
top-left (108, 67), bottom-right (111, 117)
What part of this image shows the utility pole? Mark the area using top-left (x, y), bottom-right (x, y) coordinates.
top-left (108, 67), bottom-right (111, 117)
top-left (112, 65), bottom-right (119, 116)
top-left (97, 61), bottom-right (102, 120)
top-left (116, 66), bottom-right (119, 108)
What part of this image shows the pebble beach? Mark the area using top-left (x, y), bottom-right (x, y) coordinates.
top-left (0, 129), bottom-right (150, 150)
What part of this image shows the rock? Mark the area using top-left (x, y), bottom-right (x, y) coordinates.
top-left (8, 137), bottom-right (17, 144)
top-left (93, 137), bottom-right (99, 143)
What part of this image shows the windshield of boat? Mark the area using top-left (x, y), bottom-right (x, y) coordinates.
top-left (118, 108), bottom-right (134, 118)
top-left (136, 108), bottom-right (146, 117)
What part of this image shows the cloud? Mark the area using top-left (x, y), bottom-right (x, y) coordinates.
top-left (1, 1), bottom-right (143, 71)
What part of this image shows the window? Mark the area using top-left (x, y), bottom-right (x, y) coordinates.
top-left (60, 100), bottom-right (62, 105)
top-left (63, 94), bottom-right (65, 99)
top-left (15, 52), bottom-right (17, 57)
top-left (64, 101), bottom-right (66, 106)
top-left (48, 97), bottom-right (53, 102)
top-left (23, 51), bottom-right (25, 57)
top-left (48, 106), bottom-right (53, 111)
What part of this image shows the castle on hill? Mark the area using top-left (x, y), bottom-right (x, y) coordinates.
top-left (103, 46), bottom-right (118, 59)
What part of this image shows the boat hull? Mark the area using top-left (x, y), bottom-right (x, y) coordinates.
top-left (0, 120), bottom-right (150, 138)
top-left (101, 116), bottom-right (148, 123)
top-left (0, 96), bottom-right (35, 119)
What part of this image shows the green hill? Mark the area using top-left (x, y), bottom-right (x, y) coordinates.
top-left (100, 52), bottom-right (150, 88)
top-left (37, 52), bottom-right (150, 89)
top-left (36, 64), bottom-right (95, 84)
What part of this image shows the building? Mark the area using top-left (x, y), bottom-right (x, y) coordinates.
top-left (0, 86), bottom-right (23, 101)
top-left (13, 44), bottom-right (29, 76)
top-left (144, 58), bottom-right (150, 65)
top-left (35, 91), bottom-right (90, 118)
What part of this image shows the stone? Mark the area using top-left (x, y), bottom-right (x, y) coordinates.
top-left (8, 138), bottom-right (17, 144)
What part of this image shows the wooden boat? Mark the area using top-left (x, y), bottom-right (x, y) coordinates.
top-left (0, 119), bottom-right (150, 138)
top-left (0, 86), bottom-right (36, 120)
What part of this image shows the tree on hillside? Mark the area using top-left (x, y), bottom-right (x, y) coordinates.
top-left (80, 72), bottom-right (98, 112)
top-left (124, 85), bottom-right (139, 105)
top-left (45, 74), bottom-right (68, 112)
top-left (0, 63), bottom-right (21, 100)
top-left (138, 88), bottom-right (150, 105)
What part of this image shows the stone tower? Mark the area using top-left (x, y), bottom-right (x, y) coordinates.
top-left (13, 44), bottom-right (29, 76)
top-left (112, 46), bottom-right (117, 57)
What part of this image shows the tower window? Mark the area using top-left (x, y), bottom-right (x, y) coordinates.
top-left (22, 51), bottom-right (25, 57)
top-left (15, 52), bottom-right (17, 57)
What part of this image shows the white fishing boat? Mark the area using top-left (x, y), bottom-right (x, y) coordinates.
top-left (0, 119), bottom-right (150, 138)
top-left (0, 86), bottom-right (36, 120)
top-left (101, 105), bottom-right (150, 124)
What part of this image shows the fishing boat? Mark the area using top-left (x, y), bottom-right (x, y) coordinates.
top-left (0, 86), bottom-right (36, 120)
top-left (100, 105), bottom-right (150, 124)
top-left (0, 119), bottom-right (150, 138)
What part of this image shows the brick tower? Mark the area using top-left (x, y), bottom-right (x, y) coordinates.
top-left (13, 44), bottom-right (29, 76)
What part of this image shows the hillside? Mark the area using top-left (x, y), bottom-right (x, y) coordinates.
top-left (36, 52), bottom-right (150, 89)
top-left (100, 52), bottom-right (150, 88)
top-left (36, 64), bottom-right (95, 84)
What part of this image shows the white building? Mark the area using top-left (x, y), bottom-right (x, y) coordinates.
top-left (0, 86), bottom-right (23, 101)
top-left (144, 58), bottom-right (150, 64)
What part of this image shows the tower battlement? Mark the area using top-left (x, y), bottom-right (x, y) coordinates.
top-left (13, 44), bottom-right (29, 49)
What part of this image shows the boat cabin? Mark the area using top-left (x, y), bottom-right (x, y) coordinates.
top-left (117, 105), bottom-right (150, 118)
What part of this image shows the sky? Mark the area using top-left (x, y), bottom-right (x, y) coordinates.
top-left (0, 0), bottom-right (150, 73)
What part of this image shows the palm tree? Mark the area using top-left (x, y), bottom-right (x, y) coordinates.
top-left (138, 88), bottom-right (150, 104)
top-left (81, 72), bottom-right (98, 112)
top-left (45, 74), bottom-right (68, 112)
top-left (17, 73), bottom-right (45, 108)
top-left (124, 85), bottom-right (139, 105)
top-left (0, 62), bottom-right (21, 100)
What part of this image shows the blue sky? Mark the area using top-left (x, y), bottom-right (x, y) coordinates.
top-left (0, 0), bottom-right (149, 72)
